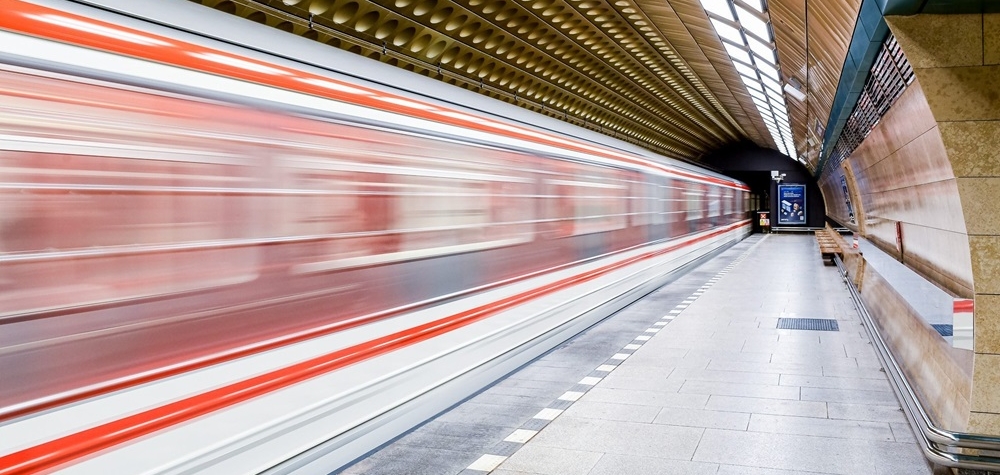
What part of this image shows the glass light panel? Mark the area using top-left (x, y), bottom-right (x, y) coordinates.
top-left (711, 19), bottom-right (744, 44)
top-left (699, 0), bottom-right (735, 20)
top-left (766, 88), bottom-right (784, 102)
top-left (741, 75), bottom-right (764, 92)
top-left (746, 35), bottom-right (775, 64)
top-left (761, 76), bottom-right (782, 93)
top-left (748, 87), bottom-right (767, 102)
top-left (733, 61), bottom-right (758, 78)
top-left (735, 5), bottom-right (770, 41)
top-left (723, 42), bottom-right (754, 65)
top-left (757, 61), bottom-right (779, 80)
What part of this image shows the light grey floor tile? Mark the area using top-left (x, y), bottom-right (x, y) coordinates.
top-left (820, 365), bottom-right (887, 379)
top-left (653, 407), bottom-right (750, 430)
top-left (585, 387), bottom-right (709, 409)
top-left (706, 360), bottom-right (824, 376)
top-left (670, 368), bottom-right (780, 386)
top-left (679, 380), bottom-right (801, 400)
top-left (705, 395), bottom-right (827, 418)
top-left (870, 440), bottom-right (934, 475)
top-left (778, 374), bottom-right (892, 392)
top-left (716, 465), bottom-right (840, 475)
top-left (890, 422), bottom-right (918, 443)
top-left (598, 374), bottom-right (684, 393)
top-left (826, 402), bottom-right (905, 423)
top-left (529, 416), bottom-right (704, 460)
top-left (498, 445), bottom-right (603, 475)
top-left (587, 453), bottom-right (720, 475)
top-left (748, 413), bottom-right (894, 441)
top-left (692, 429), bottom-right (875, 474)
top-left (560, 400), bottom-right (660, 423)
top-left (800, 387), bottom-right (901, 406)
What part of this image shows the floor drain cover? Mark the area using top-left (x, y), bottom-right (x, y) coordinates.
top-left (932, 324), bottom-right (953, 337)
top-left (777, 318), bottom-right (840, 331)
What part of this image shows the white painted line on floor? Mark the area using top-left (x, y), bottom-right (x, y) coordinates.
top-left (693, 291), bottom-right (704, 295)
top-left (676, 304), bottom-right (688, 309)
top-left (644, 328), bottom-right (660, 333)
top-left (669, 309), bottom-right (682, 314)
top-left (623, 343), bottom-right (641, 350)
top-left (468, 454), bottom-right (507, 471)
top-left (559, 391), bottom-right (584, 401)
top-left (595, 364), bottom-right (617, 372)
top-left (578, 376), bottom-right (603, 385)
top-left (611, 353), bottom-right (631, 360)
top-left (634, 335), bottom-right (651, 341)
top-left (534, 408), bottom-right (564, 420)
top-left (653, 322), bottom-right (668, 326)
top-left (682, 299), bottom-right (695, 304)
top-left (504, 429), bottom-right (539, 444)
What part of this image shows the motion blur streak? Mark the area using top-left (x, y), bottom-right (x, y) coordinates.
top-left (0, 0), bottom-right (749, 472)
top-left (0, 221), bottom-right (745, 475)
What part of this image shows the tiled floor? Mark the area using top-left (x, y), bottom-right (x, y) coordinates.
top-left (491, 234), bottom-right (933, 475)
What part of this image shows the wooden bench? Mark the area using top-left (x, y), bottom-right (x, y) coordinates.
top-left (815, 226), bottom-right (847, 265)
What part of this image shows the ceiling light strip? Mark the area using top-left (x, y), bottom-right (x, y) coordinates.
top-left (698, 0), bottom-right (798, 160)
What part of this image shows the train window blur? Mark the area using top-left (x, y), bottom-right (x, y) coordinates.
top-left (569, 167), bottom-right (627, 235)
top-left (707, 187), bottom-right (721, 219)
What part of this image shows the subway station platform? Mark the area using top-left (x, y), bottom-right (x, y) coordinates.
top-left (343, 234), bottom-right (933, 475)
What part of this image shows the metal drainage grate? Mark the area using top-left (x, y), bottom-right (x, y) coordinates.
top-left (932, 324), bottom-right (954, 337)
top-left (777, 318), bottom-right (840, 332)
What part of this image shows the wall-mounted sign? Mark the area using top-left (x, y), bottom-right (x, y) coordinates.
top-left (778, 184), bottom-right (806, 225)
top-left (840, 175), bottom-right (856, 225)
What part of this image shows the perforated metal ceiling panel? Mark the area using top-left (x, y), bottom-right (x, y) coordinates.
top-left (191, 0), bottom-right (861, 166)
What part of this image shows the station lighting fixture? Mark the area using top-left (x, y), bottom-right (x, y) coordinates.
top-left (698, 0), bottom-right (798, 160)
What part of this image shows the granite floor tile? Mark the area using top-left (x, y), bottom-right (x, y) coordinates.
top-left (668, 368), bottom-right (780, 386)
top-left (499, 445), bottom-right (603, 475)
top-left (692, 429), bottom-right (876, 474)
top-left (560, 400), bottom-right (661, 423)
top-left (584, 387), bottom-right (710, 409)
top-left (716, 465), bottom-right (840, 475)
top-left (800, 387), bottom-right (901, 406)
top-left (747, 413), bottom-right (895, 441)
top-left (778, 374), bottom-right (892, 392)
top-left (528, 416), bottom-right (704, 459)
top-left (826, 402), bottom-right (906, 423)
top-left (705, 395), bottom-right (827, 418)
top-left (653, 407), bottom-right (750, 430)
top-left (587, 453), bottom-right (720, 475)
top-left (679, 380), bottom-right (801, 400)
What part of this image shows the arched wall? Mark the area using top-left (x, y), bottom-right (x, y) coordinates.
top-left (887, 12), bottom-right (1000, 435)
top-left (840, 12), bottom-right (1000, 434)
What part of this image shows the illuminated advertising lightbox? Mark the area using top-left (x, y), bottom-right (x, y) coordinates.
top-left (777, 184), bottom-right (806, 225)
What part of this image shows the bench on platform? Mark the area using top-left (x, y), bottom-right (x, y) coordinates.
top-left (815, 226), bottom-right (849, 265)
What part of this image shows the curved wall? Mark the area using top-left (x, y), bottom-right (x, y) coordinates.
top-left (817, 80), bottom-right (974, 298)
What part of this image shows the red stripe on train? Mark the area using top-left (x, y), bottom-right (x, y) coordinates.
top-left (0, 222), bottom-right (749, 474)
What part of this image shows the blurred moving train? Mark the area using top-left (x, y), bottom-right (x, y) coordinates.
top-left (0, 0), bottom-right (750, 472)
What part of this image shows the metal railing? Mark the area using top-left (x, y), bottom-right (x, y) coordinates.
top-left (835, 255), bottom-right (1000, 471)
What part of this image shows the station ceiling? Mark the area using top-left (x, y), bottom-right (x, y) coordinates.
top-left (192, 0), bottom-right (864, 170)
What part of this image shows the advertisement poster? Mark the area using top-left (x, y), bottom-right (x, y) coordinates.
top-left (778, 184), bottom-right (806, 225)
